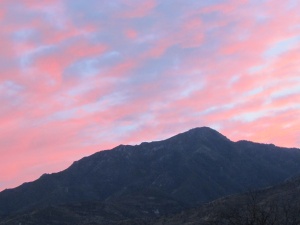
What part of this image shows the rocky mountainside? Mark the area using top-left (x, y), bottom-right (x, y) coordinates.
top-left (0, 127), bottom-right (300, 224)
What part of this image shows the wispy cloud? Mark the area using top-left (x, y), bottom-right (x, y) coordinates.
top-left (0, 0), bottom-right (299, 190)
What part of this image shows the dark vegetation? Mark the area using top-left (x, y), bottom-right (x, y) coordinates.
top-left (0, 127), bottom-right (300, 224)
top-left (153, 176), bottom-right (300, 225)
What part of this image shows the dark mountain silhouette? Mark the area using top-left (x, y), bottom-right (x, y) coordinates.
top-left (0, 127), bottom-right (300, 224)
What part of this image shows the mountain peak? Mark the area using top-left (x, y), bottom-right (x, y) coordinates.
top-left (187, 126), bottom-right (220, 134)
top-left (172, 126), bottom-right (229, 142)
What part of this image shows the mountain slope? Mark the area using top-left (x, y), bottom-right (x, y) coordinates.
top-left (153, 174), bottom-right (300, 225)
top-left (0, 127), bottom-right (300, 219)
top-left (0, 192), bottom-right (182, 225)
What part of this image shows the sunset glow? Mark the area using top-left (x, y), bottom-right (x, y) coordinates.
top-left (0, 0), bottom-right (299, 190)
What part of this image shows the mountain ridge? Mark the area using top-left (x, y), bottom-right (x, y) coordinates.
top-left (1, 127), bottom-right (300, 223)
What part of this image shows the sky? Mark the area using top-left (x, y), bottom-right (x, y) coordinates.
top-left (0, 0), bottom-right (300, 191)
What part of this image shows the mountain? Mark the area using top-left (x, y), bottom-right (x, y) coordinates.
top-left (0, 127), bottom-right (300, 224)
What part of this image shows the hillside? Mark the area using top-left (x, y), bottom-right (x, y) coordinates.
top-left (153, 175), bottom-right (300, 225)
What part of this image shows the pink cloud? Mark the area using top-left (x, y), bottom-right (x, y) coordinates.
top-left (178, 17), bottom-right (204, 48)
top-left (124, 28), bottom-right (138, 39)
top-left (119, 0), bottom-right (157, 18)
top-left (201, 0), bottom-right (248, 14)
top-left (0, 9), bottom-right (5, 21)
top-left (223, 109), bottom-right (300, 147)
top-left (103, 59), bottom-right (137, 78)
top-left (23, 38), bottom-right (107, 89)
top-left (0, 0), bottom-right (300, 191)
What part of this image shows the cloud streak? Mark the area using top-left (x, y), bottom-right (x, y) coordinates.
top-left (0, 0), bottom-right (299, 190)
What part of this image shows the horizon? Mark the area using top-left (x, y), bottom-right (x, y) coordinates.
top-left (0, 0), bottom-right (299, 190)
top-left (1, 126), bottom-right (298, 191)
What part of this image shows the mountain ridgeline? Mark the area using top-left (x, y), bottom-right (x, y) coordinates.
top-left (0, 127), bottom-right (300, 224)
